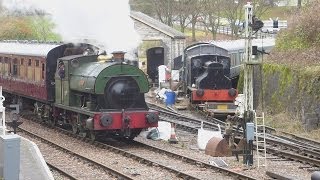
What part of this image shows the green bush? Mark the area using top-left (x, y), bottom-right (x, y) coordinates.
top-left (0, 16), bottom-right (61, 41)
top-left (276, 0), bottom-right (320, 50)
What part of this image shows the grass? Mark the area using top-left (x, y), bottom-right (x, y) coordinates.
top-left (265, 112), bottom-right (320, 141)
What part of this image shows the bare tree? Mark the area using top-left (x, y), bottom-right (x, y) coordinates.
top-left (201, 0), bottom-right (224, 40)
top-left (251, 0), bottom-right (273, 19)
top-left (129, 0), bottom-right (154, 16)
top-left (153, 0), bottom-right (175, 26)
top-left (297, 0), bottom-right (302, 8)
top-left (223, 0), bottom-right (246, 37)
top-left (174, 0), bottom-right (194, 33)
top-left (130, 0), bottom-right (174, 26)
top-left (188, 0), bottom-right (203, 42)
top-left (130, 0), bottom-right (274, 39)
top-left (0, 0), bottom-right (3, 15)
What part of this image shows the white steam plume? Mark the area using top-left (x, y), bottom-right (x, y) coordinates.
top-left (2, 0), bottom-right (141, 53)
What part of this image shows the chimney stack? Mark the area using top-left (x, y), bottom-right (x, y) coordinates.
top-left (111, 51), bottom-right (125, 62)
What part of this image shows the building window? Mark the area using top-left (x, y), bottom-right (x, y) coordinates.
top-left (21, 59), bottom-right (24, 65)
top-left (28, 59), bottom-right (32, 66)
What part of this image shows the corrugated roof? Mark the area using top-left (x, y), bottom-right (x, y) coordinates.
top-left (0, 41), bottom-right (61, 57)
top-left (130, 11), bottom-right (186, 39)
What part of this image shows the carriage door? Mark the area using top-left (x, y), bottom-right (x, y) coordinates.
top-left (146, 47), bottom-right (164, 83)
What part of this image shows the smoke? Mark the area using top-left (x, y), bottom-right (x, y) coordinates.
top-left (1, 0), bottom-right (141, 53)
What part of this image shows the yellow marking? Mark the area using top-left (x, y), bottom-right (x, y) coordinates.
top-left (217, 104), bottom-right (228, 110)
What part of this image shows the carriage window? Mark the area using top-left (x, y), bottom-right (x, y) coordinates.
top-left (231, 53), bottom-right (237, 66)
top-left (220, 58), bottom-right (230, 69)
top-left (240, 52), bottom-right (244, 62)
top-left (41, 63), bottom-right (45, 79)
top-left (13, 58), bottom-right (18, 76)
top-left (35, 60), bottom-right (39, 67)
top-left (3, 57), bottom-right (8, 75)
top-left (28, 59), bottom-right (32, 66)
top-left (8, 58), bottom-right (11, 74)
top-left (0, 57), bottom-right (2, 75)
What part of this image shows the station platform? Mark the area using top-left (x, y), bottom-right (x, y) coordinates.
top-left (1, 130), bottom-right (54, 180)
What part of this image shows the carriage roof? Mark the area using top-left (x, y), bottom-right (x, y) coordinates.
top-left (210, 38), bottom-right (275, 53)
top-left (0, 41), bottom-right (103, 58)
top-left (0, 41), bottom-right (62, 57)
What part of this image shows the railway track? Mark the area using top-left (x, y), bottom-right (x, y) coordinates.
top-left (126, 141), bottom-right (254, 180)
top-left (147, 102), bottom-right (320, 168)
top-left (18, 113), bottom-right (254, 180)
top-left (18, 127), bottom-right (132, 180)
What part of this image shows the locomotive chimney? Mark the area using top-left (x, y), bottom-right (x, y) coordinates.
top-left (112, 51), bottom-right (125, 62)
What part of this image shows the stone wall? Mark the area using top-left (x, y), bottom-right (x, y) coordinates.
top-left (262, 64), bottom-right (320, 130)
top-left (133, 20), bottom-right (186, 68)
top-left (248, 64), bottom-right (320, 130)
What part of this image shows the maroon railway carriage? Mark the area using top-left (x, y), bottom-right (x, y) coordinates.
top-left (0, 41), bottom-right (99, 103)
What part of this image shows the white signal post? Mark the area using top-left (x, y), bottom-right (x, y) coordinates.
top-left (243, 2), bottom-right (254, 112)
top-left (242, 2), bottom-right (261, 166)
top-left (0, 86), bottom-right (6, 135)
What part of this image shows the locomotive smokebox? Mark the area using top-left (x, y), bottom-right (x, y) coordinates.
top-left (112, 51), bottom-right (126, 62)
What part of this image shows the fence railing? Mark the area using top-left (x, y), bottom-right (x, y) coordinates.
top-left (174, 20), bottom-right (287, 38)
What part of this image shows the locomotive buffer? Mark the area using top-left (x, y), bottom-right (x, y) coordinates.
top-left (241, 2), bottom-right (265, 166)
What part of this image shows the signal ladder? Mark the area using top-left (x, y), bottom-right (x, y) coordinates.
top-left (255, 112), bottom-right (267, 167)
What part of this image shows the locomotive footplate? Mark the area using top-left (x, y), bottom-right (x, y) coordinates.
top-left (92, 110), bottom-right (158, 131)
top-left (54, 103), bottom-right (158, 131)
top-left (201, 102), bottom-right (237, 115)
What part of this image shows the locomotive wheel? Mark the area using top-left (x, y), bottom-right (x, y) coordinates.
top-left (79, 132), bottom-right (87, 138)
top-left (70, 114), bottom-right (79, 134)
top-left (72, 125), bottom-right (79, 134)
top-left (47, 119), bottom-right (55, 127)
top-left (128, 129), bottom-right (142, 140)
top-left (45, 111), bottom-right (54, 127)
top-left (89, 131), bottom-right (96, 141)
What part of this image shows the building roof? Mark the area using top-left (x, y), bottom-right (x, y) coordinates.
top-left (130, 11), bottom-right (186, 39)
